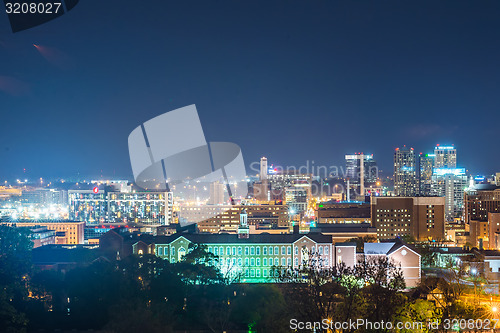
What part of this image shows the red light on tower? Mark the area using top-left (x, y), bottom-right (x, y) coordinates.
top-left (93, 187), bottom-right (99, 194)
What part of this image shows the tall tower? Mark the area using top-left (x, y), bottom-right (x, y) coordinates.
top-left (394, 146), bottom-right (417, 196)
top-left (260, 157), bottom-right (268, 181)
top-left (237, 209), bottom-right (249, 238)
top-left (345, 153), bottom-right (377, 199)
top-left (419, 153), bottom-right (435, 196)
top-left (434, 145), bottom-right (456, 168)
top-left (208, 181), bottom-right (225, 205)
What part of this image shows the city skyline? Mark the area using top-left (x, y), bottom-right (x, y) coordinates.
top-left (1, 1), bottom-right (500, 180)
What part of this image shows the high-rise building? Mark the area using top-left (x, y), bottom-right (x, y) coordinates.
top-left (208, 182), bottom-right (225, 205)
top-left (266, 171), bottom-right (312, 201)
top-left (394, 146), bottom-right (417, 196)
top-left (419, 153), bottom-right (434, 196)
top-left (371, 196), bottom-right (445, 241)
top-left (260, 157), bottom-right (268, 181)
top-left (345, 153), bottom-right (378, 198)
top-left (434, 145), bottom-right (456, 168)
top-left (464, 185), bottom-right (500, 223)
top-left (430, 168), bottom-right (467, 220)
top-left (285, 185), bottom-right (310, 215)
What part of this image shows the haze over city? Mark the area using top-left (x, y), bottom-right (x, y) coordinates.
top-left (1, 1), bottom-right (500, 180)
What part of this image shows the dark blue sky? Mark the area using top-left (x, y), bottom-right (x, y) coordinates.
top-left (0, 0), bottom-right (499, 181)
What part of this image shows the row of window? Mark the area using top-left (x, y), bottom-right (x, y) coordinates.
top-left (219, 257), bottom-right (294, 267)
top-left (244, 268), bottom-right (284, 278)
top-left (157, 245), bottom-right (331, 257)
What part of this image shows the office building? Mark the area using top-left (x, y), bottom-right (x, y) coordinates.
top-left (464, 185), bottom-right (500, 223)
top-left (69, 188), bottom-right (173, 226)
top-left (24, 226), bottom-right (56, 248)
top-left (19, 188), bottom-right (68, 206)
top-left (345, 153), bottom-right (378, 199)
top-left (315, 201), bottom-right (371, 224)
top-left (182, 203), bottom-right (290, 233)
top-left (208, 182), bottom-right (225, 205)
top-left (3, 220), bottom-right (85, 244)
top-left (371, 196), bottom-right (445, 241)
top-left (285, 186), bottom-right (310, 215)
top-left (419, 153), bottom-right (434, 196)
top-left (434, 145), bottom-right (456, 168)
top-left (266, 171), bottom-right (312, 201)
top-left (430, 168), bottom-right (467, 220)
top-left (394, 146), bottom-right (417, 196)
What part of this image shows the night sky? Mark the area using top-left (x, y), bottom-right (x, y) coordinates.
top-left (0, 0), bottom-right (499, 181)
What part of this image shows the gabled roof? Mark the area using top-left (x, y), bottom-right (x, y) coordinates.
top-left (364, 242), bottom-right (395, 255)
top-left (387, 243), bottom-right (420, 257)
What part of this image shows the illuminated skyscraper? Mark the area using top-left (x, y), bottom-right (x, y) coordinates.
top-left (419, 153), bottom-right (435, 196)
top-left (260, 157), bottom-right (268, 181)
top-left (431, 168), bottom-right (467, 220)
top-left (434, 145), bottom-right (456, 168)
top-left (394, 146), bottom-right (417, 196)
top-left (208, 182), bottom-right (225, 205)
top-left (345, 153), bottom-right (378, 198)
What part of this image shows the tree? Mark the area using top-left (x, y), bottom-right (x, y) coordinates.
top-left (174, 243), bottom-right (224, 285)
top-left (354, 255), bottom-right (407, 327)
top-left (347, 235), bottom-right (377, 252)
top-left (231, 284), bottom-right (288, 333)
top-left (274, 252), bottom-right (355, 332)
top-left (0, 225), bottom-right (33, 332)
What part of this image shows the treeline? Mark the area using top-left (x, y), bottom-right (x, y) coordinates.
top-left (0, 226), bottom-right (489, 332)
